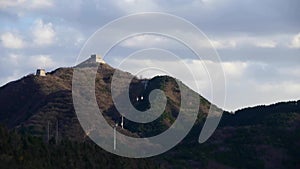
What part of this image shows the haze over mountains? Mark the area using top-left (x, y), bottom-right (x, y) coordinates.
top-left (0, 60), bottom-right (299, 168)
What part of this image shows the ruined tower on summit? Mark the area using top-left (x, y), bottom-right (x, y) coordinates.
top-left (90, 54), bottom-right (106, 64)
top-left (36, 69), bottom-right (46, 76)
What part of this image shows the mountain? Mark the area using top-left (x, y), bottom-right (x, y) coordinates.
top-left (0, 62), bottom-right (212, 140)
top-left (0, 61), bottom-right (299, 169)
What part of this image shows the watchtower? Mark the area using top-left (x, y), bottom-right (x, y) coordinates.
top-left (36, 69), bottom-right (46, 76)
top-left (91, 54), bottom-right (105, 64)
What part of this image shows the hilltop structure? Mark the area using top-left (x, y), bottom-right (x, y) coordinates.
top-left (75, 54), bottom-right (106, 67)
top-left (36, 69), bottom-right (46, 76)
top-left (90, 54), bottom-right (105, 64)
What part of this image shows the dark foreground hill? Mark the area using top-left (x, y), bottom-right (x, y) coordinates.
top-left (0, 62), bottom-right (299, 169)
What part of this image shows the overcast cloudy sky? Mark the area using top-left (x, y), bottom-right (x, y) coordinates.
top-left (0, 0), bottom-right (299, 111)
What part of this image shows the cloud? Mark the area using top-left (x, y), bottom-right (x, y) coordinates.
top-left (225, 80), bottom-right (300, 111)
top-left (118, 32), bottom-right (284, 51)
top-left (119, 33), bottom-right (237, 50)
top-left (0, 0), bottom-right (26, 9)
top-left (32, 19), bottom-right (56, 46)
top-left (0, 0), bottom-right (53, 9)
top-left (207, 34), bottom-right (289, 50)
top-left (0, 69), bottom-right (23, 86)
top-left (0, 32), bottom-right (25, 49)
top-left (1, 53), bottom-right (56, 69)
top-left (28, 54), bottom-right (55, 68)
top-left (289, 32), bottom-right (300, 48)
top-left (111, 55), bottom-right (300, 110)
top-left (120, 35), bottom-right (174, 48)
top-left (279, 67), bottom-right (300, 79)
top-left (0, 53), bottom-right (59, 86)
top-left (30, 0), bottom-right (53, 8)
top-left (222, 61), bottom-right (247, 78)
top-left (210, 40), bottom-right (236, 49)
top-left (110, 56), bottom-right (243, 108)
top-left (111, 0), bottom-right (160, 13)
top-left (254, 41), bottom-right (277, 48)
top-left (6, 53), bottom-right (22, 65)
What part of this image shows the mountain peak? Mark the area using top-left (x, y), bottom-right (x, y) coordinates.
top-left (0, 61), bottom-right (212, 140)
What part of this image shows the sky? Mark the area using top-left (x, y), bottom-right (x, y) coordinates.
top-left (0, 0), bottom-right (299, 111)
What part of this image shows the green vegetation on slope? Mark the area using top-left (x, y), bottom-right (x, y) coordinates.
top-left (0, 125), bottom-right (162, 169)
top-left (0, 64), bottom-right (299, 169)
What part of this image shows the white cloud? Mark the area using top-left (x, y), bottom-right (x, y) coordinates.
top-left (28, 55), bottom-right (55, 68)
top-left (208, 34), bottom-right (284, 49)
top-left (32, 19), bottom-right (56, 46)
top-left (254, 41), bottom-right (277, 48)
top-left (0, 32), bottom-right (25, 49)
top-left (255, 82), bottom-right (300, 100)
top-left (30, 0), bottom-right (53, 8)
top-left (120, 35), bottom-right (172, 48)
top-left (222, 61), bottom-right (247, 78)
top-left (289, 32), bottom-right (300, 48)
top-left (2, 53), bottom-right (56, 69)
top-left (210, 40), bottom-right (236, 49)
top-left (111, 0), bottom-right (160, 13)
top-left (7, 53), bottom-right (22, 65)
top-left (279, 67), bottom-right (300, 79)
top-left (119, 34), bottom-right (237, 50)
top-left (224, 80), bottom-right (300, 111)
top-left (0, 0), bottom-right (53, 9)
top-left (0, 70), bottom-right (23, 86)
top-left (0, 53), bottom-right (58, 86)
top-left (105, 28), bottom-right (291, 52)
top-left (111, 56), bottom-right (300, 110)
top-left (111, 57), bottom-right (236, 108)
top-left (0, 0), bottom-right (26, 8)
top-left (54, 25), bottom-right (86, 47)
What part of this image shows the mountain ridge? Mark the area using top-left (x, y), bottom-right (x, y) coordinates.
top-left (0, 62), bottom-right (299, 168)
top-left (0, 62), bottom-right (213, 140)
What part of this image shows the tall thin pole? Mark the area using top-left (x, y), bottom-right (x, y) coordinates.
top-left (114, 124), bottom-right (117, 150)
top-left (121, 116), bottom-right (124, 129)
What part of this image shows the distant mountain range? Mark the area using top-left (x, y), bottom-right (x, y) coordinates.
top-left (0, 61), bottom-right (299, 169)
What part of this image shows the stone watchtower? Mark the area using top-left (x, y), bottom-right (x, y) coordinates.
top-left (90, 54), bottom-right (106, 64)
top-left (36, 69), bottom-right (46, 76)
